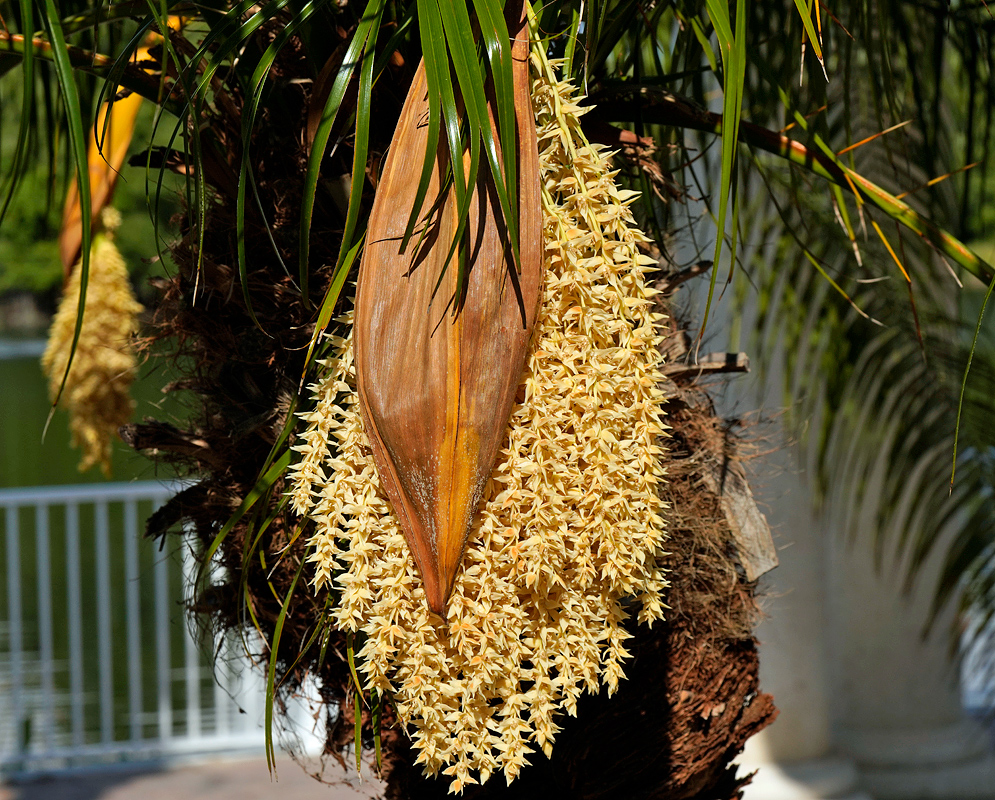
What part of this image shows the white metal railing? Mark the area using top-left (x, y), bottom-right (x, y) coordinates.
top-left (3, 480), bottom-right (989, 779)
top-left (0, 480), bottom-right (286, 775)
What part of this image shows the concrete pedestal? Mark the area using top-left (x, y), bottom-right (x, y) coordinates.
top-left (837, 720), bottom-right (995, 799)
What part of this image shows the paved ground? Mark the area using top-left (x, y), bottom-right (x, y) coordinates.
top-left (0, 756), bottom-right (385, 800)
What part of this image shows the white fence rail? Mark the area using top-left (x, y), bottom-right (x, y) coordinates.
top-left (7, 480), bottom-right (986, 778)
top-left (0, 481), bottom-right (274, 775)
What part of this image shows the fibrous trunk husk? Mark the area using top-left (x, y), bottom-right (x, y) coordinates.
top-left (59, 93), bottom-right (144, 275)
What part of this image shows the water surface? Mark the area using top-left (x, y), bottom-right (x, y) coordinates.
top-left (0, 342), bottom-right (185, 488)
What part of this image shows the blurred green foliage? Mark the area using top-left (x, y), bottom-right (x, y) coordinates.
top-left (0, 96), bottom-right (179, 301)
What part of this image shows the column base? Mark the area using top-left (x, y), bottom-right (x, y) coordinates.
top-left (839, 719), bottom-right (995, 800)
top-left (856, 753), bottom-right (995, 800)
top-left (738, 757), bottom-right (873, 800)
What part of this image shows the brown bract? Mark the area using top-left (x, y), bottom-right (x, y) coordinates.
top-left (353, 13), bottom-right (542, 615)
top-left (59, 73), bottom-right (145, 275)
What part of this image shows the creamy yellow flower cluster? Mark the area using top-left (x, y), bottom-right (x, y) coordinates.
top-left (288, 57), bottom-right (669, 793)
top-left (43, 215), bottom-right (142, 475)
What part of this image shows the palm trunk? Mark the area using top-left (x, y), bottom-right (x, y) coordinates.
top-left (124, 18), bottom-right (776, 798)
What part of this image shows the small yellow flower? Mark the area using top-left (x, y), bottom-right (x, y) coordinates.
top-left (42, 214), bottom-right (142, 475)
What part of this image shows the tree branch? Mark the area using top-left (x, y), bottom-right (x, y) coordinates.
top-left (0, 31), bottom-right (181, 116)
top-left (590, 85), bottom-right (994, 287)
top-left (662, 352), bottom-right (750, 381)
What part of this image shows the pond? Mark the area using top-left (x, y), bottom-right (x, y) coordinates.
top-left (0, 339), bottom-right (184, 488)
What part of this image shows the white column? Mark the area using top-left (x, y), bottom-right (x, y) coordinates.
top-left (739, 443), bottom-right (871, 800)
top-left (828, 516), bottom-right (995, 800)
